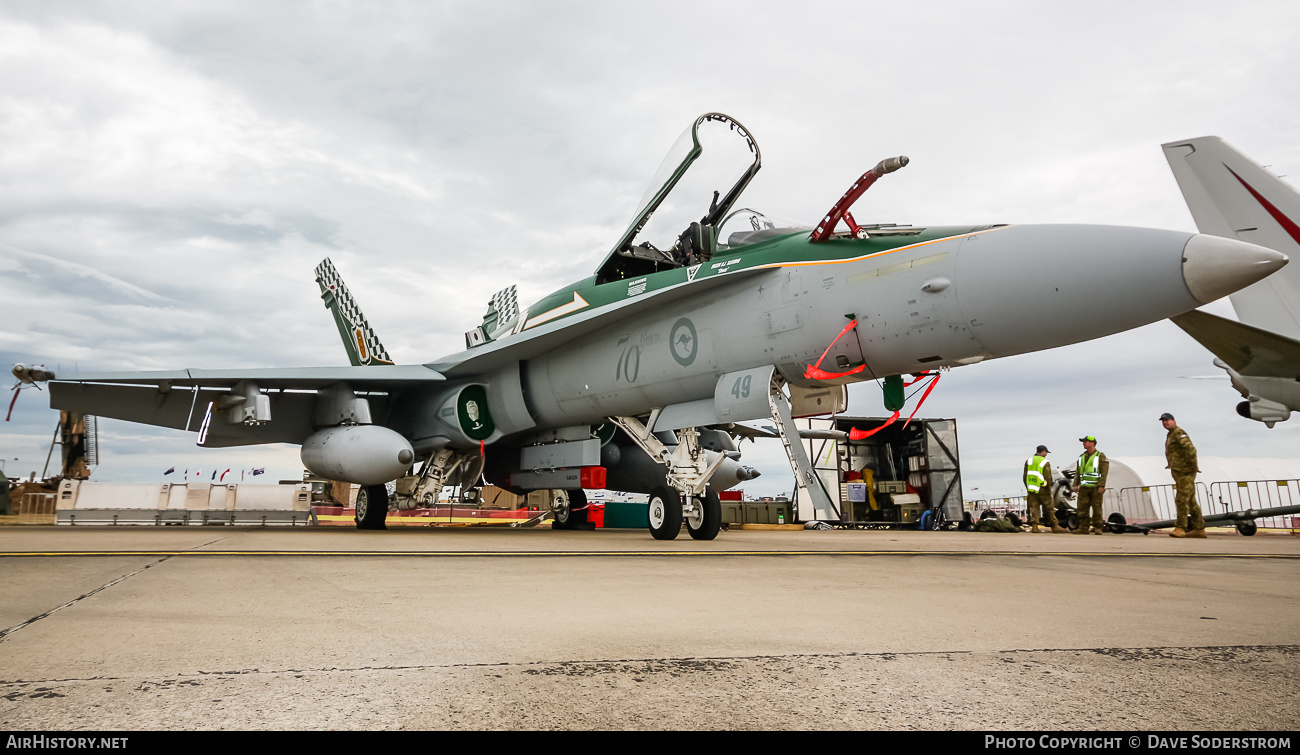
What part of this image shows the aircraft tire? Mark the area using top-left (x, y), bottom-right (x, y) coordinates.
top-left (355, 485), bottom-right (389, 530)
top-left (648, 487), bottom-right (683, 540)
top-left (1236, 520), bottom-right (1258, 537)
top-left (686, 488), bottom-right (722, 541)
top-left (551, 489), bottom-right (590, 531)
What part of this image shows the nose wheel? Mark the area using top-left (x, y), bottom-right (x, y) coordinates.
top-left (686, 489), bottom-right (722, 541)
top-left (648, 488), bottom-right (684, 540)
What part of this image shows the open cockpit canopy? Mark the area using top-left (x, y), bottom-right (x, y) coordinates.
top-left (595, 113), bottom-right (762, 283)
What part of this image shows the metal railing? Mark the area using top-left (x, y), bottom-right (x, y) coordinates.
top-left (1112, 483), bottom-right (1211, 524)
top-left (1208, 480), bottom-right (1299, 530)
top-left (966, 497), bottom-right (1027, 518)
top-left (15, 492), bottom-right (57, 523)
top-left (1113, 480), bottom-right (1300, 531)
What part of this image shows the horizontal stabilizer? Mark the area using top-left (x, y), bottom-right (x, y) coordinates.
top-left (1170, 310), bottom-right (1300, 379)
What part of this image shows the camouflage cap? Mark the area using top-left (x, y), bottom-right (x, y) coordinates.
top-left (1159, 412), bottom-right (1175, 421)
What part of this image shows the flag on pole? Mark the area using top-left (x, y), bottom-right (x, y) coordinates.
top-left (241, 470), bottom-right (245, 482)
top-left (252, 468), bottom-right (265, 476)
top-left (211, 470), bottom-right (216, 480)
top-left (219, 469), bottom-right (230, 482)
top-left (164, 467), bottom-right (175, 476)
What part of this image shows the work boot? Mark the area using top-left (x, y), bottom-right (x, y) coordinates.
top-left (1092, 528), bottom-right (1103, 535)
top-left (1073, 528), bottom-right (1090, 535)
top-left (1031, 525), bottom-right (1041, 533)
top-left (1170, 527), bottom-right (1187, 538)
top-left (1051, 525), bottom-right (1069, 534)
top-left (1187, 528), bottom-right (1207, 539)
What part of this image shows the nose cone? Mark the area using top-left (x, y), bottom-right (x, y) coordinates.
top-left (1182, 234), bottom-right (1288, 304)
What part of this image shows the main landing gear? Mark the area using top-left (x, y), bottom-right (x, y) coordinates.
top-left (355, 484), bottom-right (389, 530)
top-left (551, 489), bottom-right (594, 531)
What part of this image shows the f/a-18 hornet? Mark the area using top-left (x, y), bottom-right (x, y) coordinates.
top-left (37, 114), bottom-right (1287, 539)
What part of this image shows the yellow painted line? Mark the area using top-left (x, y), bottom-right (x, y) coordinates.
top-left (1, 550), bottom-right (1297, 559)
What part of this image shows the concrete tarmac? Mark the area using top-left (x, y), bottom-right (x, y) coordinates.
top-left (1, 525), bottom-right (1297, 730)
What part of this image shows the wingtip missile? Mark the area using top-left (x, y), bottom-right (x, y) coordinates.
top-left (12, 364), bottom-right (54, 384)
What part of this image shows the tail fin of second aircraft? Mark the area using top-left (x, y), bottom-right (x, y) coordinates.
top-left (1162, 136), bottom-right (1300, 340)
top-left (314, 258), bottom-right (394, 366)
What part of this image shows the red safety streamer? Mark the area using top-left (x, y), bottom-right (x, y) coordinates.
top-left (5, 385), bottom-right (19, 422)
top-left (848, 411), bottom-right (900, 440)
top-left (846, 371), bottom-right (942, 439)
top-left (803, 319), bottom-right (865, 381)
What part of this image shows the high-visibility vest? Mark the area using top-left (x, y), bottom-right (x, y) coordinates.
top-left (1078, 452), bottom-right (1102, 486)
top-left (1025, 456), bottom-right (1047, 493)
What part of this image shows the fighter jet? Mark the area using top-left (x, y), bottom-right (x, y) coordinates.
top-left (39, 113), bottom-right (1286, 539)
top-left (1163, 136), bottom-right (1300, 427)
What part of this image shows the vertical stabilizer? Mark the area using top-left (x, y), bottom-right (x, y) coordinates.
top-left (314, 258), bottom-right (394, 366)
top-left (1163, 136), bottom-right (1300, 340)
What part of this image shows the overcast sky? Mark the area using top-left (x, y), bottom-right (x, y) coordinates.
top-left (2, 1), bottom-right (1298, 499)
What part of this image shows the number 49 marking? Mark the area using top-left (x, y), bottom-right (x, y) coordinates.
top-left (731, 375), bottom-right (752, 399)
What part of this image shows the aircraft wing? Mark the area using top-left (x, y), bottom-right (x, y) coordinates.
top-left (1170, 310), bottom-right (1300, 379)
top-left (52, 364), bottom-right (443, 389)
top-left (49, 365), bottom-right (445, 448)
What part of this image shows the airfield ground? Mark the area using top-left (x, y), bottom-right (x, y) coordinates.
top-left (1, 525), bottom-right (1297, 730)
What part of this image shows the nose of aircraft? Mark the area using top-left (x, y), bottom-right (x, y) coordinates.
top-left (948, 224), bottom-right (1288, 360)
top-left (1182, 234), bottom-right (1289, 304)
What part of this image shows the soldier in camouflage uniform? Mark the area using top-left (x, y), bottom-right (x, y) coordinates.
top-left (1162, 412), bottom-right (1205, 538)
top-left (1023, 445), bottom-right (1066, 533)
top-left (1072, 435), bottom-right (1108, 535)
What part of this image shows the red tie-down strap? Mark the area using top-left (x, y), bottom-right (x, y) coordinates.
top-left (6, 385), bottom-right (21, 422)
top-left (846, 371), bottom-right (942, 440)
top-left (803, 319), bottom-right (866, 381)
